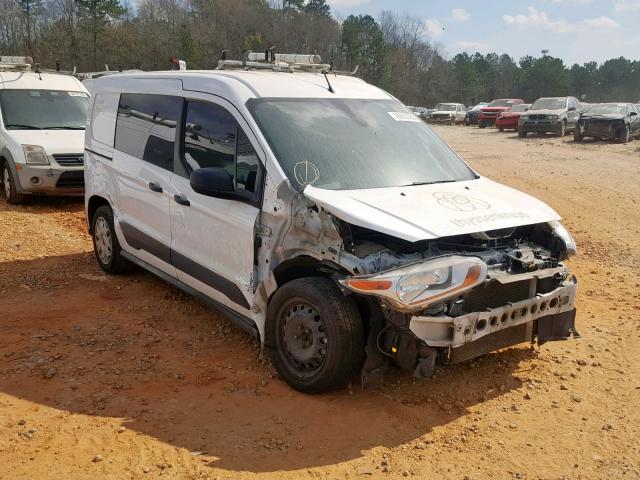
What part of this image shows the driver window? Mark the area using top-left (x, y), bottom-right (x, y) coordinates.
top-left (183, 101), bottom-right (260, 195)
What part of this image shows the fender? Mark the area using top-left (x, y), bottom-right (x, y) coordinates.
top-left (0, 147), bottom-right (28, 194)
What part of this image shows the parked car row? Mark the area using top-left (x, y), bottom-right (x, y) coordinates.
top-left (414, 93), bottom-right (639, 143)
top-left (1, 53), bottom-right (581, 394)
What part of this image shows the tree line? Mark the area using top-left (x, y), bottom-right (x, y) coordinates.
top-left (1, 0), bottom-right (638, 106)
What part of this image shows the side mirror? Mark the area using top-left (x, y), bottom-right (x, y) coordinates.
top-left (630, 111), bottom-right (637, 116)
top-left (568, 106), bottom-right (576, 111)
top-left (190, 167), bottom-right (234, 197)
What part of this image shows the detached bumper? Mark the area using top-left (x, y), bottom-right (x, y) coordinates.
top-left (16, 164), bottom-right (84, 195)
top-left (409, 278), bottom-right (578, 363)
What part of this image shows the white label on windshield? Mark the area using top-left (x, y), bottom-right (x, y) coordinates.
top-left (29, 91), bottom-right (41, 97)
top-left (388, 112), bottom-right (421, 122)
top-left (68, 92), bottom-right (88, 97)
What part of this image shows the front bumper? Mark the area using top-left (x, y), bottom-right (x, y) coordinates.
top-left (521, 121), bottom-right (561, 133)
top-left (409, 278), bottom-right (578, 362)
top-left (496, 118), bottom-right (518, 129)
top-left (15, 164), bottom-right (84, 195)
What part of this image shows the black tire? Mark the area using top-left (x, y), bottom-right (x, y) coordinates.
top-left (91, 205), bottom-right (132, 275)
top-left (620, 125), bottom-right (630, 143)
top-left (267, 277), bottom-right (365, 394)
top-left (478, 123), bottom-right (486, 129)
top-left (518, 128), bottom-right (527, 138)
top-left (498, 127), bottom-right (504, 132)
top-left (1, 162), bottom-right (26, 205)
top-left (574, 129), bottom-right (583, 142)
top-left (558, 121), bottom-right (567, 137)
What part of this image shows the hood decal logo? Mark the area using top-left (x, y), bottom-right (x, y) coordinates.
top-left (433, 192), bottom-right (491, 212)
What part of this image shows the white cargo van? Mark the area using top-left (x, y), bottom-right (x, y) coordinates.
top-left (0, 56), bottom-right (90, 203)
top-left (84, 53), bottom-right (579, 393)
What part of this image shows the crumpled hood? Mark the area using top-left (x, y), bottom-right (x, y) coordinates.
top-left (7, 130), bottom-right (85, 155)
top-left (304, 177), bottom-right (561, 242)
top-left (581, 113), bottom-right (626, 121)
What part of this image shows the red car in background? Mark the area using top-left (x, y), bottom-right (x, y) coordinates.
top-left (495, 104), bottom-right (531, 131)
top-left (479, 98), bottom-right (525, 128)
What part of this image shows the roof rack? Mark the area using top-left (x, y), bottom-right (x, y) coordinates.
top-left (216, 49), bottom-right (358, 76)
top-left (0, 56), bottom-right (34, 71)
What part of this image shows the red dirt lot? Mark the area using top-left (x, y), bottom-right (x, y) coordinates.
top-left (0, 128), bottom-right (639, 479)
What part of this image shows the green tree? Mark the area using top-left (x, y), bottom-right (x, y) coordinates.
top-left (342, 14), bottom-right (384, 83)
top-left (75, 0), bottom-right (125, 69)
top-left (305, 0), bottom-right (330, 16)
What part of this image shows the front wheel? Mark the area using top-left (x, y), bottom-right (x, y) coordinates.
top-left (620, 125), bottom-right (630, 143)
top-left (518, 129), bottom-right (527, 138)
top-left (267, 277), bottom-right (365, 394)
top-left (574, 129), bottom-right (583, 142)
top-left (1, 163), bottom-right (26, 205)
top-left (559, 121), bottom-right (567, 137)
top-left (498, 127), bottom-right (504, 132)
top-left (92, 205), bottom-right (133, 274)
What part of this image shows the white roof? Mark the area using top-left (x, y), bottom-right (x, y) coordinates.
top-left (0, 70), bottom-right (87, 92)
top-left (93, 70), bottom-right (393, 102)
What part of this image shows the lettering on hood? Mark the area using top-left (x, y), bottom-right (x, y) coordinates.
top-left (433, 192), bottom-right (491, 212)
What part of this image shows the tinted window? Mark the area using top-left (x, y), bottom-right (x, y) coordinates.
top-left (183, 101), bottom-right (260, 194)
top-left (115, 93), bottom-right (182, 171)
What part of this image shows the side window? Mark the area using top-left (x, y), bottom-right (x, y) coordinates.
top-left (183, 101), bottom-right (260, 195)
top-left (115, 93), bottom-right (182, 171)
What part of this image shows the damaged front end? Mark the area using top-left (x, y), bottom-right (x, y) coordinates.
top-left (337, 220), bottom-right (579, 380)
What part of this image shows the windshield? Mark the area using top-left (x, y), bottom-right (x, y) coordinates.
top-left (584, 103), bottom-right (628, 115)
top-left (436, 104), bottom-right (457, 111)
top-left (248, 98), bottom-right (476, 191)
top-left (0, 89), bottom-right (89, 130)
top-left (488, 100), bottom-right (514, 107)
top-left (531, 98), bottom-right (567, 110)
top-left (511, 104), bottom-right (529, 112)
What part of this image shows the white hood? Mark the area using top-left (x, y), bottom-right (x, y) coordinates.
top-left (304, 177), bottom-right (561, 242)
top-left (8, 130), bottom-right (85, 155)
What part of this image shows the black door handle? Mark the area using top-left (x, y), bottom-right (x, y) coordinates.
top-left (174, 194), bottom-right (190, 206)
top-left (148, 182), bottom-right (163, 193)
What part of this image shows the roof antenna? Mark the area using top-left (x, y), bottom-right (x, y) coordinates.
top-left (322, 69), bottom-right (335, 93)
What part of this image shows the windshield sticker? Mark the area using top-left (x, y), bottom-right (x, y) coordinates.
top-left (388, 112), bottom-right (421, 123)
top-left (29, 91), bottom-right (41, 97)
top-left (293, 160), bottom-right (320, 187)
top-left (68, 92), bottom-right (88, 97)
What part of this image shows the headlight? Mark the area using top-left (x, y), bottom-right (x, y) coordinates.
top-left (341, 256), bottom-right (488, 311)
top-left (548, 220), bottom-right (577, 260)
top-left (520, 115), bottom-right (529, 121)
top-left (22, 145), bottom-right (49, 165)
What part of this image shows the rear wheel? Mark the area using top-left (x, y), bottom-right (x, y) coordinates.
top-left (267, 277), bottom-right (365, 394)
top-left (0, 162), bottom-right (25, 205)
top-left (479, 123), bottom-right (486, 129)
top-left (92, 205), bottom-right (132, 274)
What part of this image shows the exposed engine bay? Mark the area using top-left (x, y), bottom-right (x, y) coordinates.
top-left (333, 219), bottom-right (578, 382)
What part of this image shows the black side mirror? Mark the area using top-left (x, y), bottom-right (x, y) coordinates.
top-left (630, 111), bottom-right (638, 116)
top-left (190, 167), bottom-right (234, 197)
top-left (568, 106), bottom-right (576, 111)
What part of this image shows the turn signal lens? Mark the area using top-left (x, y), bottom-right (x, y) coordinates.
top-left (345, 279), bottom-right (392, 291)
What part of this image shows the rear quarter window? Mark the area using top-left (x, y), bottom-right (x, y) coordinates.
top-left (91, 93), bottom-right (120, 148)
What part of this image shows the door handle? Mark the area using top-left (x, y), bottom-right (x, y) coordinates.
top-left (174, 194), bottom-right (190, 206)
top-left (148, 182), bottom-right (163, 193)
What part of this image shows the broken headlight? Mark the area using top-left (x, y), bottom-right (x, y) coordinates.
top-left (341, 256), bottom-right (488, 311)
top-left (548, 220), bottom-right (577, 260)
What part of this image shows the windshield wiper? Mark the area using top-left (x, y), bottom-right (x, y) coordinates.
top-left (401, 179), bottom-right (458, 187)
top-left (42, 126), bottom-right (86, 130)
top-left (5, 124), bottom-right (42, 130)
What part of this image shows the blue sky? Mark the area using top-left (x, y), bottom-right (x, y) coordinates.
top-left (326, 0), bottom-right (640, 65)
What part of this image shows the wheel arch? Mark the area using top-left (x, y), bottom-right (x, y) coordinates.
top-left (87, 195), bottom-right (112, 233)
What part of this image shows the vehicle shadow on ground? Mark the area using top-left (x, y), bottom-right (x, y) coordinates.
top-left (0, 253), bottom-right (534, 474)
top-left (0, 196), bottom-right (84, 214)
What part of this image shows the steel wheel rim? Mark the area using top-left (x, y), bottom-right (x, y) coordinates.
top-left (281, 300), bottom-right (328, 377)
top-left (3, 168), bottom-right (10, 199)
top-left (94, 216), bottom-right (113, 265)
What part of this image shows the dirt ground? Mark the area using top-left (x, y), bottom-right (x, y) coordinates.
top-left (1, 127), bottom-right (639, 480)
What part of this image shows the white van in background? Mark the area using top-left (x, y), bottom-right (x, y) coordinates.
top-left (0, 56), bottom-right (90, 204)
